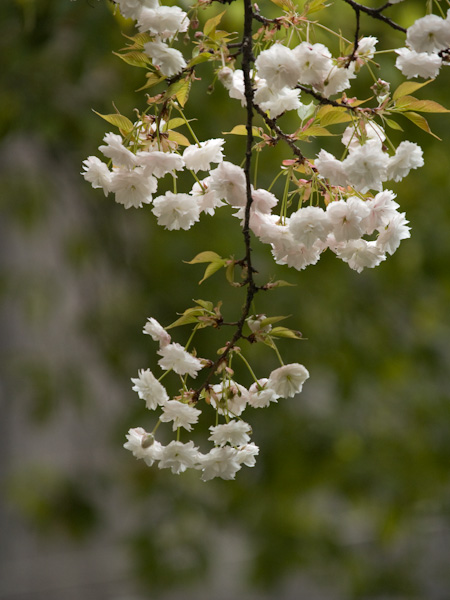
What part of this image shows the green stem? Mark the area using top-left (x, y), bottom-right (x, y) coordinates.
top-left (173, 103), bottom-right (201, 146)
top-left (236, 351), bottom-right (260, 384)
top-left (270, 339), bottom-right (285, 366)
top-left (185, 324), bottom-right (199, 351)
top-left (152, 419), bottom-right (163, 435)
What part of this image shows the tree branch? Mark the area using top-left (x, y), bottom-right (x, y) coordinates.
top-left (192, 0), bottom-right (259, 402)
top-left (341, 0), bottom-right (407, 34)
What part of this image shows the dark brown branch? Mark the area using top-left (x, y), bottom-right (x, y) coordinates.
top-left (346, 5), bottom-right (360, 65)
top-left (192, 0), bottom-right (259, 402)
top-left (342, 0), bottom-right (406, 34)
top-left (254, 104), bottom-right (305, 161)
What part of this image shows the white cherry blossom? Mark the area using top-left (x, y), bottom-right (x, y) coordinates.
top-left (137, 6), bottom-right (189, 40)
top-left (158, 441), bottom-right (201, 474)
top-left (255, 44), bottom-right (300, 90)
top-left (160, 400), bottom-right (202, 432)
top-left (131, 369), bottom-right (169, 410)
top-left (152, 191), bottom-right (200, 230)
top-left (376, 212), bottom-right (411, 255)
top-left (294, 42), bottom-right (333, 87)
top-left (208, 161), bottom-right (247, 207)
top-left (406, 14), bottom-right (450, 54)
top-left (363, 190), bottom-right (400, 235)
top-left (208, 420), bottom-right (251, 447)
top-left (157, 342), bottom-right (203, 378)
top-left (246, 379), bottom-right (279, 408)
top-left (117, 0), bottom-right (159, 21)
top-left (236, 443), bottom-right (260, 467)
top-left (81, 156), bottom-right (112, 195)
top-left (315, 149), bottom-right (350, 188)
top-left (136, 150), bottom-right (185, 178)
top-left (289, 206), bottom-right (332, 248)
top-left (99, 132), bottom-right (137, 169)
top-left (268, 363), bottom-right (310, 398)
top-left (143, 317), bottom-right (171, 347)
top-left (144, 40), bottom-right (186, 77)
top-left (198, 446), bottom-right (242, 481)
top-left (386, 141), bottom-right (424, 182)
top-left (395, 48), bottom-right (442, 79)
top-left (326, 197), bottom-right (370, 243)
top-left (182, 138), bottom-right (225, 173)
top-left (109, 167), bottom-right (157, 209)
top-left (335, 239), bottom-right (386, 273)
top-left (124, 428), bottom-right (163, 466)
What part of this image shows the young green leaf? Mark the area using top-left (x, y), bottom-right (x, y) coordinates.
top-left (92, 111), bottom-right (134, 133)
top-left (259, 315), bottom-right (291, 328)
top-left (113, 51), bottom-right (151, 68)
top-left (186, 251), bottom-right (223, 264)
top-left (393, 79), bottom-right (432, 101)
top-left (167, 131), bottom-right (191, 146)
top-left (199, 260), bottom-right (227, 284)
top-left (203, 10), bottom-right (226, 37)
top-left (317, 106), bottom-right (352, 127)
top-left (394, 96), bottom-right (450, 113)
top-left (401, 111), bottom-right (441, 139)
top-left (193, 299), bottom-right (214, 311)
top-left (383, 117), bottom-right (403, 131)
top-left (136, 72), bottom-right (166, 92)
top-left (269, 326), bottom-right (302, 339)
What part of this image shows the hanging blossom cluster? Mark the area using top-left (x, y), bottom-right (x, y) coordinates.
top-left (124, 317), bottom-right (308, 480)
top-left (82, 0), bottom-right (450, 479)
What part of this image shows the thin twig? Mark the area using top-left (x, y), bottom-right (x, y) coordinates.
top-left (341, 0), bottom-right (407, 34)
top-left (254, 104), bottom-right (306, 161)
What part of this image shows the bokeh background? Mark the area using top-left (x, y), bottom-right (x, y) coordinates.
top-left (1, 1), bottom-right (450, 599)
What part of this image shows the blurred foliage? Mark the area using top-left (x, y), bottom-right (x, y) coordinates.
top-left (2, 0), bottom-right (450, 598)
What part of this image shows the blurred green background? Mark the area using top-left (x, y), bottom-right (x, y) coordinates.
top-left (1, 1), bottom-right (450, 599)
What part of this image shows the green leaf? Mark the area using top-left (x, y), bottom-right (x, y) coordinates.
top-left (270, 326), bottom-right (302, 339)
top-left (222, 125), bottom-right (262, 138)
top-left (317, 106), bottom-right (352, 127)
top-left (186, 251), bottom-right (223, 264)
top-left (393, 79), bottom-right (433, 101)
top-left (203, 10), bottom-right (226, 37)
top-left (113, 51), bottom-right (151, 68)
top-left (166, 79), bottom-right (191, 107)
top-left (270, 0), bottom-right (295, 11)
top-left (266, 279), bottom-right (297, 288)
top-left (92, 111), bottom-right (134, 133)
top-left (259, 315), bottom-right (290, 328)
top-left (163, 118), bottom-right (187, 131)
top-left (225, 261), bottom-right (235, 285)
top-left (304, 0), bottom-right (328, 15)
top-left (193, 299), bottom-right (214, 311)
top-left (401, 111), bottom-right (441, 139)
top-left (122, 32), bottom-right (152, 48)
top-left (187, 52), bottom-right (213, 68)
top-left (167, 131), bottom-right (191, 146)
top-left (167, 314), bottom-right (200, 329)
top-left (300, 125), bottom-right (334, 137)
top-left (136, 72), bottom-right (165, 92)
top-left (383, 117), bottom-right (403, 131)
top-left (199, 260), bottom-right (227, 284)
top-left (394, 95), bottom-right (450, 113)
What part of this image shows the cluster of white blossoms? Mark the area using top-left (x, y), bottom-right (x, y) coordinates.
top-left (219, 37), bottom-right (378, 117)
top-left (395, 10), bottom-right (450, 79)
top-left (115, 0), bottom-right (189, 76)
top-left (82, 130), bottom-right (227, 223)
top-left (83, 1), bottom-right (450, 479)
top-left (228, 119), bottom-right (416, 273)
top-left (124, 317), bottom-right (309, 480)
